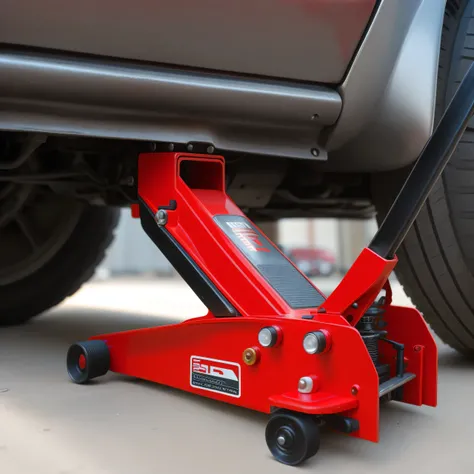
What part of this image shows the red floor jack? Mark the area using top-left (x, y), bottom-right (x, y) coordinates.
top-left (66, 65), bottom-right (474, 466)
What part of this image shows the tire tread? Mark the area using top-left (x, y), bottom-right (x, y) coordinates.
top-left (374, 0), bottom-right (474, 353)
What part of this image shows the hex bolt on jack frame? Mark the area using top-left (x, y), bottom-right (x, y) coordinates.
top-left (66, 64), bottom-right (474, 466)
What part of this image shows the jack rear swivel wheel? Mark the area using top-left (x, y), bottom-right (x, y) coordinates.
top-left (67, 340), bottom-right (110, 384)
top-left (265, 410), bottom-right (320, 466)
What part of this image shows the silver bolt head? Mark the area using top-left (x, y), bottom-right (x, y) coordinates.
top-left (298, 376), bottom-right (314, 394)
top-left (155, 209), bottom-right (168, 226)
top-left (277, 435), bottom-right (286, 446)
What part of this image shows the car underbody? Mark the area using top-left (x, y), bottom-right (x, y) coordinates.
top-left (0, 0), bottom-right (446, 220)
top-left (0, 132), bottom-right (374, 220)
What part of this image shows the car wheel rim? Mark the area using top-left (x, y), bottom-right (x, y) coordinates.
top-left (0, 181), bottom-right (83, 285)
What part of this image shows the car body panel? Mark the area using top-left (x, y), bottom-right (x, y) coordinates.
top-left (0, 48), bottom-right (341, 161)
top-left (1, 0), bottom-right (376, 83)
top-left (0, 0), bottom-right (447, 171)
top-left (323, 0), bottom-right (446, 171)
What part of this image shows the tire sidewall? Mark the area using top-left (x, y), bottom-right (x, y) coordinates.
top-left (0, 205), bottom-right (119, 325)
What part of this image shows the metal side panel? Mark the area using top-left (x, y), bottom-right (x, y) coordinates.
top-left (1, 0), bottom-right (376, 83)
top-left (0, 49), bottom-right (342, 161)
top-left (323, 0), bottom-right (446, 171)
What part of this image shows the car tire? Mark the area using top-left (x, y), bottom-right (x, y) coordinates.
top-left (0, 205), bottom-right (119, 326)
top-left (372, 0), bottom-right (474, 354)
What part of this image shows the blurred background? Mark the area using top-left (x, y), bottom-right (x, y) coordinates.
top-left (98, 210), bottom-right (378, 281)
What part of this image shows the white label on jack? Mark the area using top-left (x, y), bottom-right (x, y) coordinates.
top-left (190, 356), bottom-right (241, 398)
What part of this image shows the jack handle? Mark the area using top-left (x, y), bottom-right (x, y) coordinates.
top-left (369, 63), bottom-right (474, 260)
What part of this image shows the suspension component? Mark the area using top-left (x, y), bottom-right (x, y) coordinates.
top-left (356, 302), bottom-right (391, 383)
top-left (357, 309), bottom-right (384, 364)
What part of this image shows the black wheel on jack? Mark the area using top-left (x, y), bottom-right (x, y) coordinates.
top-left (265, 410), bottom-right (320, 466)
top-left (66, 340), bottom-right (110, 384)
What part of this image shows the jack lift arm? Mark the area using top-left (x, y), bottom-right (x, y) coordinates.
top-left (66, 64), bottom-right (474, 466)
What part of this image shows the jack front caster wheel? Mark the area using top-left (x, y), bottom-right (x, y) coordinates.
top-left (67, 340), bottom-right (110, 384)
top-left (265, 410), bottom-right (320, 466)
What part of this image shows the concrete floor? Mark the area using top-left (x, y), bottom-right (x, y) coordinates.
top-left (1, 277), bottom-right (473, 473)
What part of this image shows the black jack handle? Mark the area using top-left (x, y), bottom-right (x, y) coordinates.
top-left (369, 63), bottom-right (474, 260)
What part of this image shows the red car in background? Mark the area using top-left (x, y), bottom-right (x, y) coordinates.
top-left (279, 246), bottom-right (337, 277)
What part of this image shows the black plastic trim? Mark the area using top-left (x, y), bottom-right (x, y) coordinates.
top-left (159, 200), bottom-right (177, 211)
top-left (324, 415), bottom-right (360, 434)
top-left (214, 215), bottom-right (326, 309)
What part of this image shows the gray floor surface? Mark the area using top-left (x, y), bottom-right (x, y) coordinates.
top-left (0, 278), bottom-right (472, 474)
